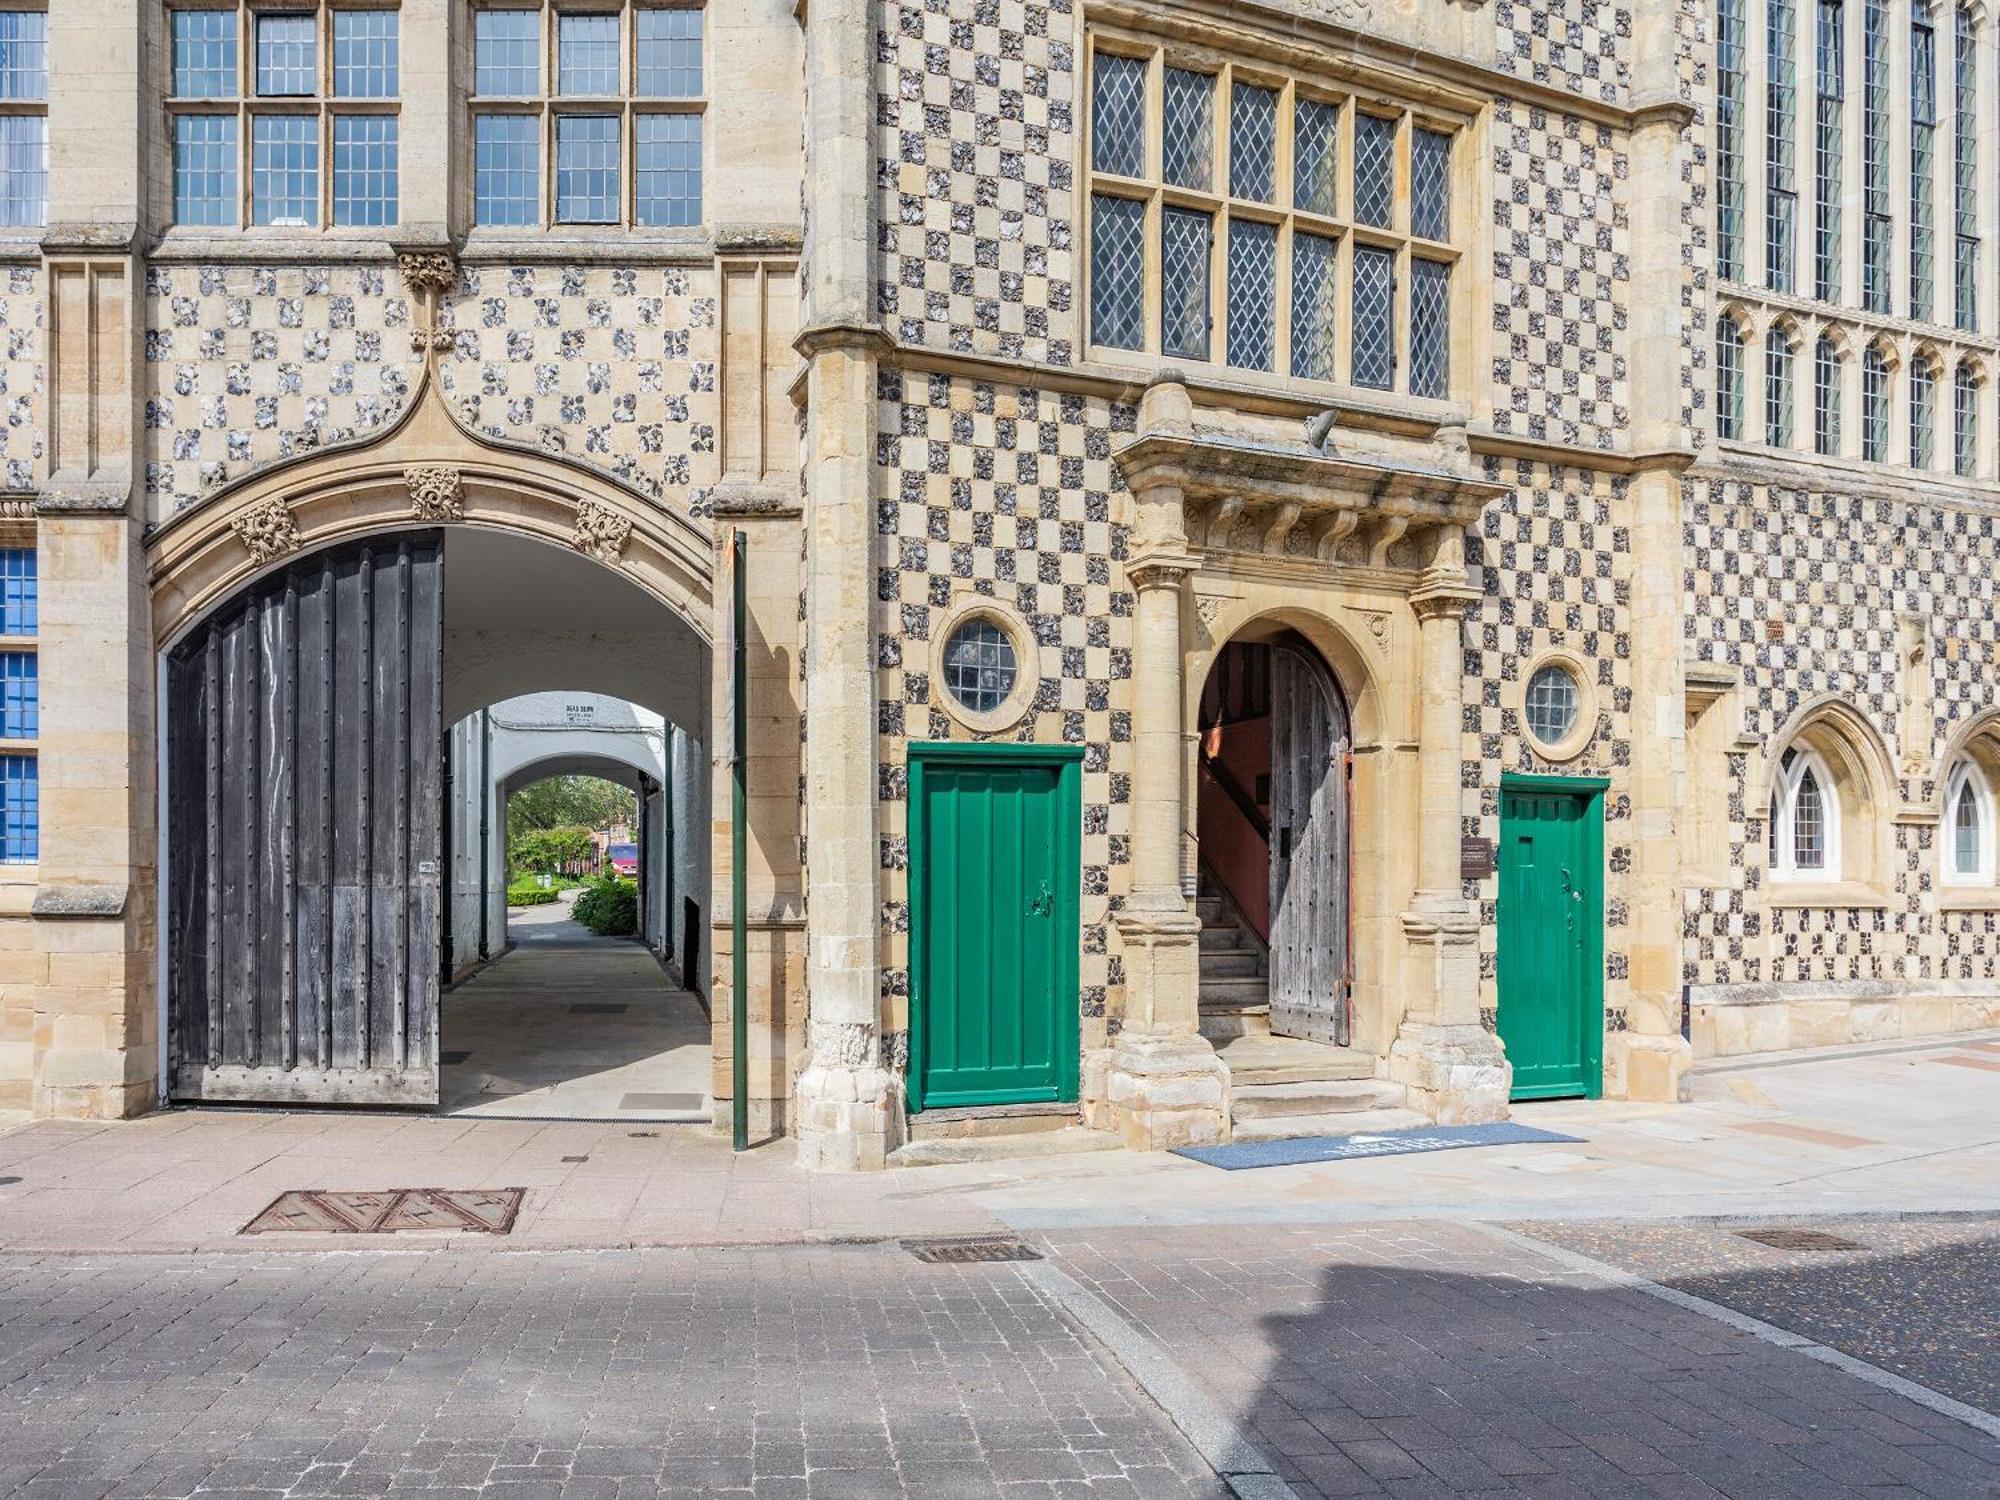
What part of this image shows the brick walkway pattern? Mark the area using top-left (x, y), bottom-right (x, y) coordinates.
top-left (0, 1245), bottom-right (1224, 1500)
top-left (1044, 1222), bottom-right (2000, 1499)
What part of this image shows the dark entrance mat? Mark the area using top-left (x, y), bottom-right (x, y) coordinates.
top-left (1172, 1121), bottom-right (1584, 1171)
top-left (242, 1188), bottom-right (525, 1235)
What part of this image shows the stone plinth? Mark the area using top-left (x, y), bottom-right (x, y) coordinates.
top-left (793, 1052), bottom-right (904, 1172)
top-left (1387, 1022), bottom-right (1512, 1124)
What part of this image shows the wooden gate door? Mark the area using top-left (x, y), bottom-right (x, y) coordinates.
top-left (166, 533), bottom-right (445, 1105)
top-left (907, 743), bottom-right (1082, 1111)
top-left (1496, 778), bottom-right (1604, 1100)
top-left (1267, 645), bottom-right (1351, 1045)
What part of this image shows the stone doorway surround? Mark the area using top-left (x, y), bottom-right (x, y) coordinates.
top-left (1095, 373), bottom-right (1515, 1151)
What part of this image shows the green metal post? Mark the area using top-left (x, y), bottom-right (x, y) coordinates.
top-left (731, 529), bottom-right (750, 1151)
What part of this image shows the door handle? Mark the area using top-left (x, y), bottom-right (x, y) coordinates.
top-left (1028, 880), bottom-right (1053, 917)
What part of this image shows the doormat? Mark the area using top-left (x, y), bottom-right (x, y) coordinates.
top-left (1172, 1122), bottom-right (1584, 1171)
top-left (242, 1188), bottom-right (525, 1236)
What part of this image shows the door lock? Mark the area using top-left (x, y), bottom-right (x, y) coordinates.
top-left (1028, 880), bottom-right (1053, 917)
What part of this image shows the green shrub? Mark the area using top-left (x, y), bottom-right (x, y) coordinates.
top-left (506, 884), bottom-right (561, 907)
top-left (572, 875), bottom-right (638, 936)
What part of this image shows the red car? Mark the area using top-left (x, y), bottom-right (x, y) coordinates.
top-left (607, 842), bottom-right (639, 878)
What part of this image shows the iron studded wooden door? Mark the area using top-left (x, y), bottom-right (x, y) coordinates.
top-left (167, 533), bottom-right (444, 1105)
top-left (1496, 782), bottom-right (1603, 1100)
top-left (909, 745), bottom-right (1081, 1110)
top-left (1267, 645), bottom-right (1352, 1045)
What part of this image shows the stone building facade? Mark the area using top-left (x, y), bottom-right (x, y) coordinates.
top-left (1, 0), bottom-right (1994, 1167)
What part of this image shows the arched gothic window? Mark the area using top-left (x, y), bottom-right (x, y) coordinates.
top-left (1769, 745), bottom-right (1840, 879)
top-left (1944, 761), bottom-right (1995, 884)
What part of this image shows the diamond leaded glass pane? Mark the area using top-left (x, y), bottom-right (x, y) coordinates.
top-left (1092, 53), bottom-right (1145, 178)
top-left (1161, 205), bottom-right (1211, 358)
top-left (1351, 245), bottom-right (1393, 389)
top-left (1162, 68), bottom-right (1213, 190)
top-left (1294, 97), bottom-right (1337, 217)
top-left (1291, 232), bottom-right (1337, 381)
top-left (1354, 113), bottom-right (1394, 227)
top-left (1409, 258), bottom-right (1450, 399)
top-left (1411, 128), bottom-right (1450, 241)
top-left (1230, 83), bottom-right (1276, 202)
top-left (1090, 194), bottom-right (1145, 350)
top-left (1226, 219), bottom-right (1276, 371)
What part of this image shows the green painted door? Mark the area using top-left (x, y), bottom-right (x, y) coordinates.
top-left (1497, 781), bottom-right (1604, 1100)
top-left (909, 745), bottom-right (1081, 1111)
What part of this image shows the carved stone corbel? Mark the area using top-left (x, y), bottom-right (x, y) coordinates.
top-left (1367, 513), bottom-right (1410, 569)
top-left (1311, 510), bottom-right (1358, 561)
top-left (571, 498), bottom-right (634, 564)
top-left (1259, 501), bottom-right (1303, 555)
top-left (397, 253), bottom-right (458, 298)
top-left (231, 497), bottom-right (301, 565)
top-left (1201, 495), bottom-right (1243, 550)
top-left (405, 464), bottom-right (465, 522)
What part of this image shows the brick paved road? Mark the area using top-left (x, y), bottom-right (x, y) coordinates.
top-left (1519, 1214), bottom-right (2000, 1417)
top-left (1044, 1222), bottom-right (2000, 1499)
top-left (0, 1245), bottom-right (1224, 1500)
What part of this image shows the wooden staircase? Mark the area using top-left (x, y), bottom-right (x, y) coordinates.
top-left (1196, 879), bottom-right (1422, 1142)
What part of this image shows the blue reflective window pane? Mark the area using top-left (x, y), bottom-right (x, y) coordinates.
top-left (558, 13), bottom-right (620, 95)
top-left (635, 113), bottom-right (701, 225)
top-left (255, 13), bottom-right (316, 97)
top-left (0, 550), bottom-right (33, 636)
top-left (0, 653), bottom-right (33, 739)
top-left (0, 754), bottom-right (34, 862)
top-left (474, 113), bottom-right (538, 225)
top-left (555, 115), bottom-right (619, 222)
top-left (251, 114), bottom-right (318, 225)
top-left (332, 10), bottom-right (398, 98)
top-left (332, 114), bottom-right (397, 225)
top-left (173, 10), bottom-right (238, 99)
top-left (475, 9), bottom-right (539, 96)
top-left (0, 117), bottom-right (46, 228)
top-left (0, 12), bottom-right (45, 102)
top-left (174, 113), bottom-right (239, 225)
top-left (637, 8), bottom-right (702, 98)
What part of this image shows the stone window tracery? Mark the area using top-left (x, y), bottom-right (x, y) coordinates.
top-left (1945, 760), bottom-right (1995, 884)
top-left (1770, 744), bottom-right (1839, 879)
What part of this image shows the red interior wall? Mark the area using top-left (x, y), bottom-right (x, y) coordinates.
top-left (1197, 714), bottom-right (1272, 938)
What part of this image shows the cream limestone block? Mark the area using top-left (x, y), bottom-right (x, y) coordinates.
top-left (1789, 1000), bottom-right (1855, 1050)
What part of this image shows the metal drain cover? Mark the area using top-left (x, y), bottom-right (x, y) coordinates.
top-left (242, 1188), bottom-right (525, 1236)
top-left (903, 1236), bottom-right (1043, 1264)
top-left (1735, 1227), bottom-right (1865, 1251)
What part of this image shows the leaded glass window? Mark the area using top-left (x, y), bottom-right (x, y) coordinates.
top-left (1716, 316), bottom-right (1744, 440)
top-left (1718, 0), bottom-right (1747, 280)
top-left (255, 13), bottom-right (315, 97)
top-left (1814, 335), bottom-right (1842, 456)
top-left (555, 115), bottom-right (620, 223)
top-left (1162, 69), bottom-right (1213, 191)
top-left (1524, 665), bottom-right (1581, 748)
top-left (0, 116), bottom-right (46, 230)
top-left (0, 12), bottom-right (42, 102)
top-left (1813, 0), bottom-right (1842, 302)
top-left (1226, 219), bottom-right (1275, 371)
top-left (1411, 128), bottom-right (1450, 242)
top-left (0, 550), bottom-right (36, 635)
top-left (1948, 764), bottom-right (1990, 881)
top-left (331, 114), bottom-right (396, 226)
top-left (1911, 18), bottom-right (1937, 322)
top-left (1862, 344), bottom-right (1890, 460)
top-left (474, 114), bottom-right (539, 227)
top-left (1766, 0), bottom-right (1797, 293)
top-left (1954, 361), bottom-right (1979, 477)
top-left (475, 9), bottom-right (540, 96)
top-left (942, 619), bottom-right (1017, 715)
top-left (172, 10), bottom-right (237, 100)
top-left (1955, 775), bottom-right (1982, 875)
top-left (0, 755), bottom-right (34, 863)
top-left (558, 13), bottom-right (621, 95)
top-left (1351, 246), bottom-right (1394, 389)
top-left (1160, 206), bottom-right (1211, 359)
top-left (1228, 83), bottom-right (1276, 203)
top-left (251, 114), bottom-right (317, 226)
top-left (1954, 4), bottom-right (1978, 331)
top-left (1792, 765), bottom-right (1826, 869)
top-left (174, 113), bottom-right (238, 227)
top-left (1862, 0), bottom-right (1891, 312)
top-left (1090, 193), bottom-right (1145, 351)
top-left (1766, 326), bottom-right (1796, 446)
top-left (1910, 354), bottom-right (1937, 468)
top-left (637, 9), bottom-right (703, 99)
top-left (1291, 232), bottom-right (1337, 382)
top-left (1092, 52), bottom-right (1145, 178)
top-left (332, 10), bottom-right (398, 98)
top-left (635, 114), bottom-right (701, 227)
top-left (1353, 113), bottom-right (1394, 227)
top-left (0, 546), bottom-right (33, 864)
top-left (0, 652), bottom-right (33, 739)
top-left (1410, 259), bottom-right (1450, 399)
top-left (1293, 96), bottom-right (1337, 217)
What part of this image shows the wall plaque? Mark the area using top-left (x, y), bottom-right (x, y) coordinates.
top-left (1459, 836), bottom-right (1496, 880)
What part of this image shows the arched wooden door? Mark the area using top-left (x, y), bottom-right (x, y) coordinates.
top-left (1267, 644), bottom-right (1352, 1045)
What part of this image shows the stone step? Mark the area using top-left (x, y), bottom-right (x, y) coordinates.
top-left (1194, 896), bottom-right (1223, 922)
top-left (1230, 1107), bottom-right (1430, 1144)
top-left (1198, 1007), bottom-right (1272, 1042)
top-left (1200, 976), bottom-right (1271, 1007)
top-left (1230, 1078), bottom-right (1408, 1119)
top-left (906, 1102), bottom-right (1080, 1143)
top-left (1199, 925), bottom-right (1252, 952)
top-left (888, 1125), bottom-right (1122, 1167)
top-left (1213, 1034), bottom-right (1379, 1087)
top-left (1198, 950), bottom-right (1262, 979)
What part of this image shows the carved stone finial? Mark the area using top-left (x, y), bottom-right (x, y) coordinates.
top-left (397, 252), bottom-right (458, 297)
top-left (231, 498), bottom-right (301, 565)
top-left (571, 498), bottom-right (633, 564)
top-left (405, 464), bottom-right (465, 522)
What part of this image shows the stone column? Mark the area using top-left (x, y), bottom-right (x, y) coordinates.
top-left (1104, 377), bottom-right (1228, 1150)
top-left (789, 0), bottom-right (900, 1169)
top-left (30, 0), bottom-right (156, 1117)
top-left (1388, 544), bottom-right (1511, 1123)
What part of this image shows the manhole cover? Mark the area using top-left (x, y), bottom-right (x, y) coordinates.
top-left (903, 1236), bottom-right (1042, 1264)
top-left (242, 1188), bottom-right (525, 1236)
top-left (1735, 1227), bottom-right (1866, 1251)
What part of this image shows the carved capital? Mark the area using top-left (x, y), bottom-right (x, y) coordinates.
top-left (1125, 552), bottom-right (1198, 592)
top-left (397, 252), bottom-right (458, 297)
top-left (571, 498), bottom-right (633, 564)
top-left (231, 497), bottom-right (301, 565)
top-left (1409, 585), bottom-right (1478, 625)
top-left (405, 464), bottom-right (465, 522)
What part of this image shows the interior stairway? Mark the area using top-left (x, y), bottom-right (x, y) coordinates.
top-left (1195, 883), bottom-right (1423, 1142)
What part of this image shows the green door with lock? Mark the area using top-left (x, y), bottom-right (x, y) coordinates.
top-left (908, 743), bottom-right (1082, 1111)
top-left (1497, 778), bottom-right (1605, 1100)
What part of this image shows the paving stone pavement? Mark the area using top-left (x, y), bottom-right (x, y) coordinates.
top-left (0, 1244), bottom-right (1228, 1500)
top-left (1517, 1214), bottom-right (2000, 1418)
top-left (1041, 1221), bottom-right (2000, 1499)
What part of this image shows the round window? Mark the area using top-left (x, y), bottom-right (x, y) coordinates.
top-left (941, 617), bottom-right (1018, 715)
top-left (1523, 663), bottom-right (1581, 748)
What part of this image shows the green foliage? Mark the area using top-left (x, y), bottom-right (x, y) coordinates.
top-left (572, 875), bottom-right (638, 937)
top-left (507, 776), bottom-right (637, 841)
top-left (509, 823), bottom-right (597, 877)
top-left (505, 883), bottom-right (561, 907)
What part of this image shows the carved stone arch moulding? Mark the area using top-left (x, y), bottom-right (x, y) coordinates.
top-left (405, 464), bottom-right (465, 522)
top-left (571, 498), bottom-right (635, 564)
top-left (230, 497), bottom-right (302, 566)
